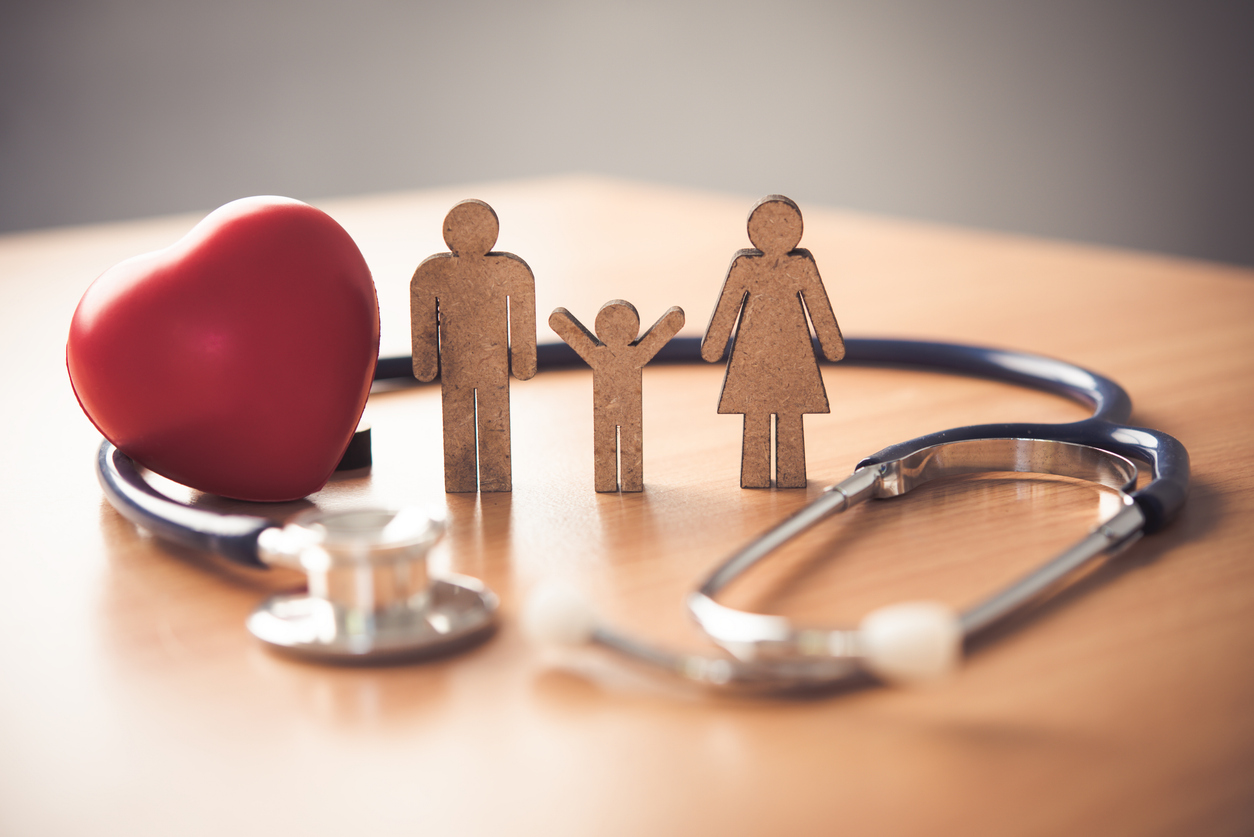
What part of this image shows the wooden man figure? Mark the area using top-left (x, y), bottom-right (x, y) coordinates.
top-left (700, 195), bottom-right (844, 489)
top-left (411, 199), bottom-right (537, 492)
top-left (549, 301), bottom-right (685, 492)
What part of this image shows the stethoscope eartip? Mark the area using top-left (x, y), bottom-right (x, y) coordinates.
top-left (522, 581), bottom-right (600, 647)
top-left (858, 601), bottom-right (963, 686)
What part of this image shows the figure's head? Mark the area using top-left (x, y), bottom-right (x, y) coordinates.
top-left (594, 300), bottom-right (640, 347)
top-left (747, 196), bottom-right (803, 255)
top-left (443, 199), bottom-right (499, 256)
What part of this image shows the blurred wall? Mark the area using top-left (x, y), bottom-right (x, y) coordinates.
top-left (2, 0), bottom-right (1251, 265)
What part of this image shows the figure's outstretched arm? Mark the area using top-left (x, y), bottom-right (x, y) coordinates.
top-left (700, 252), bottom-right (751, 363)
top-left (505, 255), bottom-right (538, 380)
top-left (409, 255), bottom-right (445, 382)
top-left (548, 308), bottom-right (601, 365)
top-left (634, 306), bottom-right (686, 362)
top-left (797, 253), bottom-right (845, 362)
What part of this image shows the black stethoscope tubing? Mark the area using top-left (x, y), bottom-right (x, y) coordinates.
top-left (98, 336), bottom-right (1190, 568)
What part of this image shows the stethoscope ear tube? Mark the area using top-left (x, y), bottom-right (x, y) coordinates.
top-left (96, 441), bottom-right (273, 567)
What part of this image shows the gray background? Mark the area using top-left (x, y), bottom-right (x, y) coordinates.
top-left (2, 0), bottom-right (1251, 265)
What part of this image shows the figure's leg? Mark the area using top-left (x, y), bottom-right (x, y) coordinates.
top-left (475, 382), bottom-right (512, 492)
top-left (441, 382), bottom-right (478, 493)
top-left (740, 413), bottom-right (771, 489)
top-left (619, 419), bottom-right (643, 492)
top-left (775, 413), bottom-right (807, 488)
top-left (593, 412), bottom-right (618, 492)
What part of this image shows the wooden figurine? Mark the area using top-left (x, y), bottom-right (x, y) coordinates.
top-left (700, 195), bottom-right (844, 489)
top-left (549, 301), bottom-right (685, 492)
top-left (411, 199), bottom-right (537, 492)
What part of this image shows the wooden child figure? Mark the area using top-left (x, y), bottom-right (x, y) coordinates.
top-left (700, 195), bottom-right (844, 489)
top-left (549, 301), bottom-right (685, 492)
top-left (411, 199), bottom-right (537, 492)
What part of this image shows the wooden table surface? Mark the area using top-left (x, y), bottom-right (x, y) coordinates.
top-left (1, 176), bottom-right (1252, 836)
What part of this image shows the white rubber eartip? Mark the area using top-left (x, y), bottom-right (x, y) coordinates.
top-left (859, 601), bottom-right (962, 686)
top-left (521, 581), bottom-right (600, 647)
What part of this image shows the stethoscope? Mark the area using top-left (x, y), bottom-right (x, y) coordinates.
top-left (97, 337), bottom-right (1190, 688)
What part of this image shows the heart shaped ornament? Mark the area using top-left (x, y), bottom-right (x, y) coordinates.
top-left (68, 196), bottom-right (379, 502)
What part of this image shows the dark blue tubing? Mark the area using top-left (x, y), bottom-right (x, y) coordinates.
top-left (829, 339), bottom-right (1187, 535)
top-left (97, 441), bottom-right (272, 567)
top-left (99, 337), bottom-right (1189, 567)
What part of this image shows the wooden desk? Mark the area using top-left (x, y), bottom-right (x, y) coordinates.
top-left (1, 176), bottom-right (1251, 836)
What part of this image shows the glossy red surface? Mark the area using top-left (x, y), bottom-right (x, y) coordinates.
top-left (66, 196), bottom-right (378, 501)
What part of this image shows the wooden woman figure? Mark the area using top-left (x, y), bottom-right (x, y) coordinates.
top-left (549, 301), bottom-right (685, 492)
top-left (700, 196), bottom-right (844, 488)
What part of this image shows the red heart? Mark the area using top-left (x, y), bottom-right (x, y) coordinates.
top-left (67, 196), bottom-right (379, 502)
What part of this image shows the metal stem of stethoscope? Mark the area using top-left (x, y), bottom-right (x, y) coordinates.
top-left (684, 439), bottom-right (1147, 683)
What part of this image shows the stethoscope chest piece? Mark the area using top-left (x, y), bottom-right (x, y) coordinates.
top-left (246, 507), bottom-right (498, 662)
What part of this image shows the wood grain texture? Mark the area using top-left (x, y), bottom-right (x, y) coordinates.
top-left (549, 301), bottom-right (685, 492)
top-left (702, 196), bottom-right (845, 488)
top-left (1, 175), bottom-right (1252, 837)
top-left (410, 199), bottom-right (537, 492)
